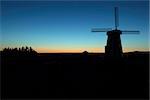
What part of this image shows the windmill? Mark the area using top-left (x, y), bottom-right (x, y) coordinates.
top-left (91, 7), bottom-right (140, 59)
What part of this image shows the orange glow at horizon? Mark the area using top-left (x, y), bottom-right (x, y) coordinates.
top-left (35, 47), bottom-right (149, 53)
top-left (123, 47), bottom-right (149, 52)
top-left (35, 47), bottom-right (105, 53)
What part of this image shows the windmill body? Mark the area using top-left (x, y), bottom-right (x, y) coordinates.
top-left (92, 7), bottom-right (139, 59)
top-left (105, 30), bottom-right (122, 58)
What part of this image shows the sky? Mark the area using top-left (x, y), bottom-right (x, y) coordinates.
top-left (1, 1), bottom-right (149, 53)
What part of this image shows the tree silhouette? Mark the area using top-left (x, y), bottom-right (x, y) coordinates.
top-left (1, 46), bottom-right (37, 57)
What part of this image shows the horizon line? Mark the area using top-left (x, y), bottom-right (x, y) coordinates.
top-left (0, 50), bottom-right (149, 53)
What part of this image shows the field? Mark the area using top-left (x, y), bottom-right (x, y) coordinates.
top-left (1, 52), bottom-right (149, 99)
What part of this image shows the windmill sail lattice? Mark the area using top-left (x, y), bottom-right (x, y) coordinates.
top-left (91, 7), bottom-right (140, 59)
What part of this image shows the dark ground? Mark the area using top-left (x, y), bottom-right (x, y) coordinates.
top-left (1, 51), bottom-right (149, 99)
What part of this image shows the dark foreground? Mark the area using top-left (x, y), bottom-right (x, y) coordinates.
top-left (1, 52), bottom-right (149, 99)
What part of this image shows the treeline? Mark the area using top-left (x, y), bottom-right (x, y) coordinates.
top-left (1, 46), bottom-right (37, 56)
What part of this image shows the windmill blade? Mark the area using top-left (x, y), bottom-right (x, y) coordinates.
top-left (115, 7), bottom-right (119, 29)
top-left (122, 30), bottom-right (140, 34)
top-left (91, 28), bottom-right (112, 32)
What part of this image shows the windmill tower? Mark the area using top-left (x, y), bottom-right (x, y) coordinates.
top-left (91, 7), bottom-right (139, 59)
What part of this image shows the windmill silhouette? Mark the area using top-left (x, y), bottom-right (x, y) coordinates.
top-left (91, 7), bottom-right (140, 59)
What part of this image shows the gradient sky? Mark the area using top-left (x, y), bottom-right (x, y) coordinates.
top-left (1, 1), bottom-right (149, 53)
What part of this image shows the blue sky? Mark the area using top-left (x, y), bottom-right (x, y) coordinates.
top-left (1, 1), bottom-right (149, 52)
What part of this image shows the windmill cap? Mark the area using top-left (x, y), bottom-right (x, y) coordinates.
top-left (107, 30), bottom-right (122, 35)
